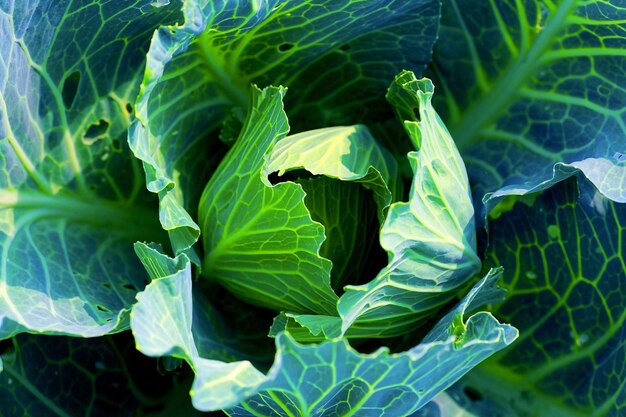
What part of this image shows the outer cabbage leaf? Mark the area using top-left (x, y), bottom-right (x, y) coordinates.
top-left (0, 333), bottom-right (185, 417)
top-left (230, 269), bottom-right (515, 417)
top-left (0, 335), bottom-right (138, 417)
top-left (131, 243), bottom-right (516, 413)
top-left (430, 0), bottom-right (626, 211)
top-left (0, 332), bottom-right (210, 417)
top-left (131, 243), bottom-right (268, 411)
top-left (454, 176), bottom-right (626, 417)
top-left (199, 86), bottom-right (396, 315)
top-left (281, 72), bottom-right (481, 340)
top-left (0, 0), bottom-right (176, 338)
top-left (129, 0), bottom-right (440, 254)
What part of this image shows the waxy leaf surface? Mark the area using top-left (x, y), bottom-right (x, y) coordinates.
top-left (129, 0), bottom-right (440, 254)
top-left (431, 0), bottom-right (626, 211)
top-left (0, 0), bottom-right (175, 338)
top-left (131, 243), bottom-right (516, 414)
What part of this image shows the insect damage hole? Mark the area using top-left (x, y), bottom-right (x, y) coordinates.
top-left (278, 43), bottom-right (294, 52)
top-left (62, 71), bottom-right (81, 109)
top-left (96, 305), bottom-right (112, 313)
top-left (83, 119), bottom-right (110, 145)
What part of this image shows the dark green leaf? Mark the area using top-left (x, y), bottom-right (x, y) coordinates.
top-left (465, 176), bottom-right (626, 416)
top-left (0, 0), bottom-right (175, 338)
top-left (129, 0), bottom-right (440, 254)
top-left (431, 0), bottom-right (626, 210)
top-left (131, 245), bottom-right (516, 413)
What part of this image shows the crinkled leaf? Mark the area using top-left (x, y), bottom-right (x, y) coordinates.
top-left (462, 176), bottom-right (626, 416)
top-left (266, 124), bottom-right (398, 199)
top-left (132, 242), bottom-right (273, 365)
top-left (430, 0), bottom-right (626, 211)
top-left (283, 72), bottom-right (481, 339)
top-left (0, 0), bottom-right (175, 338)
top-left (266, 124), bottom-right (398, 215)
top-left (132, 246), bottom-right (516, 414)
top-left (131, 242), bottom-right (267, 411)
top-left (199, 86), bottom-right (396, 315)
top-left (198, 85), bottom-right (336, 314)
top-left (266, 125), bottom-right (398, 290)
top-left (129, 0), bottom-right (440, 254)
top-left (229, 269), bottom-right (516, 416)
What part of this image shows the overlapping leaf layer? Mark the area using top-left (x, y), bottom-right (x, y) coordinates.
top-left (1, 1), bottom-right (625, 416)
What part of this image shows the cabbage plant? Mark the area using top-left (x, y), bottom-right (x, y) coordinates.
top-left (0, 1), bottom-right (625, 416)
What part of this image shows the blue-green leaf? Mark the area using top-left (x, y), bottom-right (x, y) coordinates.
top-left (431, 0), bottom-right (626, 210)
top-left (0, 334), bottom-right (143, 417)
top-left (459, 176), bottom-right (626, 416)
top-left (131, 242), bottom-right (267, 411)
top-left (0, 335), bottom-right (137, 417)
top-left (131, 244), bottom-right (516, 414)
top-left (129, 0), bottom-right (440, 254)
top-left (229, 270), bottom-right (516, 416)
top-left (0, 332), bottom-right (208, 417)
top-left (0, 0), bottom-right (175, 338)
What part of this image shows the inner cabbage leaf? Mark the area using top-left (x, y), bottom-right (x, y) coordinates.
top-left (129, 0), bottom-right (440, 254)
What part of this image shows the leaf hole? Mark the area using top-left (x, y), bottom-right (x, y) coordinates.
top-left (123, 284), bottom-right (138, 292)
top-left (62, 71), bottom-right (81, 109)
top-left (278, 43), bottom-right (294, 52)
top-left (339, 44), bottom-right (351, 52)
top-left (125, 102), bottom-right (133, 114)
top-left (464, 386), bottom-right (482, 402)
top-left (102, 283), bottom-right (111, 289)
top-left (84, 119), bottom-right (110, 143)
top-left (96, 305), bottom-right (112, 313)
